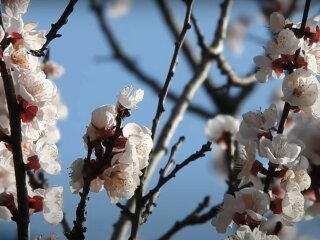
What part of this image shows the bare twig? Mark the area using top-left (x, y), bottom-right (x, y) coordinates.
top-left (142, 141), bottom-right (212, 206)
top-left (190, 13), bottom-right (207, 52)
top-left (151, 0), bottom-right (194, 139)
top-left (31, 0), bottom-right (79, 56)
top-left (142, 136), bottom-right (185, 223)
top-left (0, 59), bottom-right (29, 239)
top-left (146, 0), bottom-right (233, 190)
top-left (161, 136), bottom-right (185, 177)
top-left (156, 0), bottom-right (229, 114)
top-left (157, 197), bottom-right (221, 240)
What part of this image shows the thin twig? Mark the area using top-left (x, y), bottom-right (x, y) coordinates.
top-left (141, 136), bottom-right (185, 223)
top-left (0, 59), bottom-right (29, 239)
top-left (142, 141), bottom-right (212, 206)
top-left (156, 0), bottom-right (229, 114)
top-left (146, 0), bottom-right (233, 192)
top-left (151, 0), bottom-right (194, 140)
top-left (190, 13), bottom-right (207, 53)
top-left (157, 198), bottom-right (221, 240)
top-left (31, 0), bottom-right (79, 56)
top-left (161, 136), bottom-right (185, 177)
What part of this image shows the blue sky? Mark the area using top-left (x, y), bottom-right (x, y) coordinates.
top-left (1, 1), bottom-right (320, 239)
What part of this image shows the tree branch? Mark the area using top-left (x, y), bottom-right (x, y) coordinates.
top-left (151, 0), bottom-right (194, 139)
top-left (141, 136), bottom-right (185, 223)
top-left (142, 141), bottom-right (212, 206)
top-left (157, 197), bottom-right (221, 240)
top-left (0, 59), bottom-right (29, 239)
top-left (66, 142), bottom-right (93, 240)
top-left (31, 0), bottom-right (79, 56)
top-left (156, 0), bottom-right (230, 113)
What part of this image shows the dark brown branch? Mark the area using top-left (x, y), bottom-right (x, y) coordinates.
top-left (0, 59), bottom-right (29, 239)
top-left (157, 197), bottom-right (221, 240)
top-left (141, 136), bottom-right (185, 224)
top-left (90, 0), bottom-right (213, 119)
top-left (142, 142), bottom-right (212, 206)
top-left (151, 0), bottom-right (193, 139)
top-left (116, 203), bottom-right (134, 220)
top-left (31, 0), bottom-right (79, 56)
top-left (161, 136), bottom-right (185, 177)
top-left (156, 0), bottom-right (229, 114)
top-left (66, 143), bottom-right (93, 240)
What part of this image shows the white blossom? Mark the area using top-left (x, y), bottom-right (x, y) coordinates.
top-left (42, 61), bottom-right (65, 80)
top-left (274, 28), bottom-right (302, 55)
top-left (269, 12), bottom-right (286, 33)
top-left (254, 56), bottom-right (284, 83)
top-left (282, 69), bottom-right (319, 109)
top-left (69, 158), bottom-right (104, 193)
top-left (16, 71), bottom-right (57, 105)
top-left (227, 225), bottom-right (280, 240)
top-left (237, 141), bottom-right (258, 186)
top-left (237, 104), bottom-right (277, 145)
top-left (41, 187), bottom-right (63, 225)
top-left (259, 134), bottom-right (303, 165)
top-left (205, 114), bottom-right (239, 148)
top-left (35, 138), bottom-right (61, 175)
top-left (282, 181), bottom-right (305, 225)
top-left (117, 85), bottom-right (144, 109)
top-left (103, 164), bottom-right (140, 204)
top-left (122, 122), bottom-right (153, 170)
top-left (1, 0), bottom-right (30, 17)
top-left (91, 104), bottom-right (116, 129)
top-left (212, 188), bottom-right (269, 233)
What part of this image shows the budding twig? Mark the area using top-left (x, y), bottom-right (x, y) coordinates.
top-left (157, 197), bottom-right (221, 240)
top-left (142, 141), bottom-right (212, 207)
top-left (31, 0), bottom-right (79, 56)
top-left (141, 136), bottom-right (185, 223)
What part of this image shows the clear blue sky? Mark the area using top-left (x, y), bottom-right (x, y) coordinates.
top-left (1, 1), bottom-right (320, 239)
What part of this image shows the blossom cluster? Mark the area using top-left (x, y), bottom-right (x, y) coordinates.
top-left (0, 1), bottom-right (66, 224)
top-left (69, 85), bottom-right (153, 204)
top-left (206, 11), bottom-right (320, 239)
